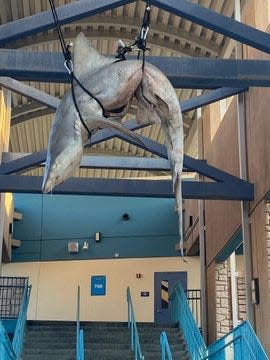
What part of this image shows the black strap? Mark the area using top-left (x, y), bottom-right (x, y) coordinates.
top-left (115, 1), bottom-right (151, 68)
top-left (70, 73), bottom-right (92, 138)
top-left (48, 0), bottom-right (108, 136)
top-left (48, 0), bottom-right (71, 62)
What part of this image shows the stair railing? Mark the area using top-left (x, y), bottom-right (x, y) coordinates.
top-left (76, 286), bottom-right (85, 360)
top-left (127, 287), bottom-right (144, 360)
top-left (171, 282), bottom-right (206, 360)
top-left (204, 320), bottom-right (269, 360)
top-left (171, 281), bottom-right (269, 360)
top-left (12, 284), bottom-right (32, 358)
top-left (0, 320), bottom-right (17, 360)
top-left (160, 331), bottom-right (173, 360)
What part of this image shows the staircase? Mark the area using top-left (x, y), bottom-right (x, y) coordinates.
top-left (21, 321), bottom-right (190, 359)
top-left (138, 322), bottom-right (190, 359)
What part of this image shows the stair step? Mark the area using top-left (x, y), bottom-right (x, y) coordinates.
top-left (22, 321), bottom-right (191, 360)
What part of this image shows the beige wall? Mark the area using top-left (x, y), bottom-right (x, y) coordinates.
top-left (0, 89), bottom-right (12, 264)
top-left (2, 257), bottom-right (200, 322)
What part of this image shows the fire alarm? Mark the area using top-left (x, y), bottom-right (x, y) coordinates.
top-left (136, 273), bottom-right (142, 279)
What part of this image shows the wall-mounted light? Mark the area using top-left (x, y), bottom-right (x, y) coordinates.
top-left (136, 273), bottom-right (142, 279)
top-left (251, 278), bottom-right (260, 304)
top-left (95, 232), bottom-right (102, 242)
top-left (68, 242), bottom-right (79, 254)
top-left (122, 213), bottom-right (130, 221)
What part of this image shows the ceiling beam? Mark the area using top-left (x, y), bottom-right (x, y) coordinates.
top-left (0, 0), bottom-right (135, 47)
top-left (0, 143), bottom-right (251, 188)
top-left (151, 0), bottom-right (270, 54)
top-left (182, 87), bottom-right (246, 113)
top-left (1, 76), bottom-right (245, 125)
top-left (2, 152), bottom-right (171, 172)
top-left (115, 131), bottom-right (253, 185)
top-left (0, 77), bottom-right (60, 109)
top-left (0, 175), bottom-right (253, 200)
top-left (0, 50), bottom-right (269, 88)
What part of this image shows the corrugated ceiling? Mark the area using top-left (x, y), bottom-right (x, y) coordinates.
top-left (0, 0), bottom-right (235, 179)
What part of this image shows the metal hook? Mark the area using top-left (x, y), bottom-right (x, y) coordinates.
top-left (64, 59), bottom-right (73, 74)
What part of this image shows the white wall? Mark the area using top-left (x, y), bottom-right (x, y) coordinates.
top-left (2, 257), bottom-right (200, 322)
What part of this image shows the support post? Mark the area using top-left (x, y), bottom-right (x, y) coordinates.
top-left (199, 198), bottom-right (207, 339)
top-left (197, 91), bottom-right (207, 341)
top-left (235, 0), bottom-right (254, 326)
top-left (230, 252), bottom-right (239, 327)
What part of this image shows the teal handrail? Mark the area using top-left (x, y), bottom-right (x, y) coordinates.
top-left (205, 321), bottom-right (269, 360)
top-left (0, 283), bottom-right (31, 360)
top-left (12, 284), bottom-right (32, 358)
top-left (76, 286), bottom-right (84, 360)
top-left (171, 281), bottom-right (269, 360)
top-left (0, 320), bottom-right (17, 360)
top-left (171, 282), bottom-right (206, 359)
top-left (127, 287), bottom-right (144, 360)
top-left (160, 331), bottom-right (173, 360)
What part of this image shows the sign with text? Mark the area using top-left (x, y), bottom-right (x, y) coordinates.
top-left (91, 275), bottom-right (106, 296)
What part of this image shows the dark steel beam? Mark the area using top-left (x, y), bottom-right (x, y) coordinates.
top-left (0, 0), bottom-right (135, 47)
top-left (151, 0), bottom-right (270, 54)
top-left (0, 175), bottom-right (253, 200)
top-left (115, 132), bottom-right (253, 186)
top-left (2, 152), bottom-right (171, 172)
top-left (2, 76), bottom-right (245, 124)
top-left (0, 142), bottom-right (250, 189)
top-left (0, 77), bottom-right (60, 109)
top-left (0, 50), bottom-right (269, 88)
top-left (182, 87), bottom-right (247, 113)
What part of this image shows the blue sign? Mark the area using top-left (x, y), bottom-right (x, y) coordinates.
top-left (91, 275), bottom-right (106, 296)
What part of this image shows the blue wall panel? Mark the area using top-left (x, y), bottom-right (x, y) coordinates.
top-left (12, 194), bottom-right (179, 262)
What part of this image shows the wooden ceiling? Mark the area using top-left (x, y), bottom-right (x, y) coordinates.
top-left (0, 0), bottom-right (235, 179)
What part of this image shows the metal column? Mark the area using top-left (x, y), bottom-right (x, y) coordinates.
top-left (235, 0), bottom-right (254, 325)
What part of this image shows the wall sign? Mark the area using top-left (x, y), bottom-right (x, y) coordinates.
top-left (141, 291), bottom-right (150, 297)
top-left (91, 275), bottom-right (106, 296)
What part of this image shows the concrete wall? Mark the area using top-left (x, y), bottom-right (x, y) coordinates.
top-left (1, 257), bottom-right (200, 322)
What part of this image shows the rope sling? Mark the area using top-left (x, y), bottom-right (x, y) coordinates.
top-left (48, 0), bottom-right (151, 137)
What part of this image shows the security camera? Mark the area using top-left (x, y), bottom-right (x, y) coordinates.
top-left (122, 213), bottom-right (130, 221)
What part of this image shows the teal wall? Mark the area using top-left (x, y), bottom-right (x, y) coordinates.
top-left (12, 194), bottom-right (180, 262)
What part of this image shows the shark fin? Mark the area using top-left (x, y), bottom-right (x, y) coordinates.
top-left (84, 116), bottom-right (148, 150)
top-left (73, 33), bottom-right (116, 80)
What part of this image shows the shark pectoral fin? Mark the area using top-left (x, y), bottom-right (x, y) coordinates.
top-left (84, 115), bottom-right (149, 151)
top-left (155, 94), bottom-right (170, 118)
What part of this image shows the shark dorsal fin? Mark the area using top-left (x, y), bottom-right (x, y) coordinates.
top-left (73, 32), bottom-right (115, 80)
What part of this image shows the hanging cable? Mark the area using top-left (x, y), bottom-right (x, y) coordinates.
top-left (115, 1), bottom-right (151, 68)
top-left (48, 0), bottom-right (71, 62)
top-left (48, 0), bottom-right (106, 137)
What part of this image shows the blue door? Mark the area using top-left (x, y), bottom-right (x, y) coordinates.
top-left (154, 271), bottom-right (187, 324)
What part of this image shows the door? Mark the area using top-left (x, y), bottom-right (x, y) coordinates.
top-left (154, 271), bottom-right (187, 324)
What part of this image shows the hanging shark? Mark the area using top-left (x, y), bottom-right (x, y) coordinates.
top-left (42, 33), bottom-right (184, 253)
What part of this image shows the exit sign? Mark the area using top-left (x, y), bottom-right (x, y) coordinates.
top-left (91, 275), bottom-right (106, 296)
